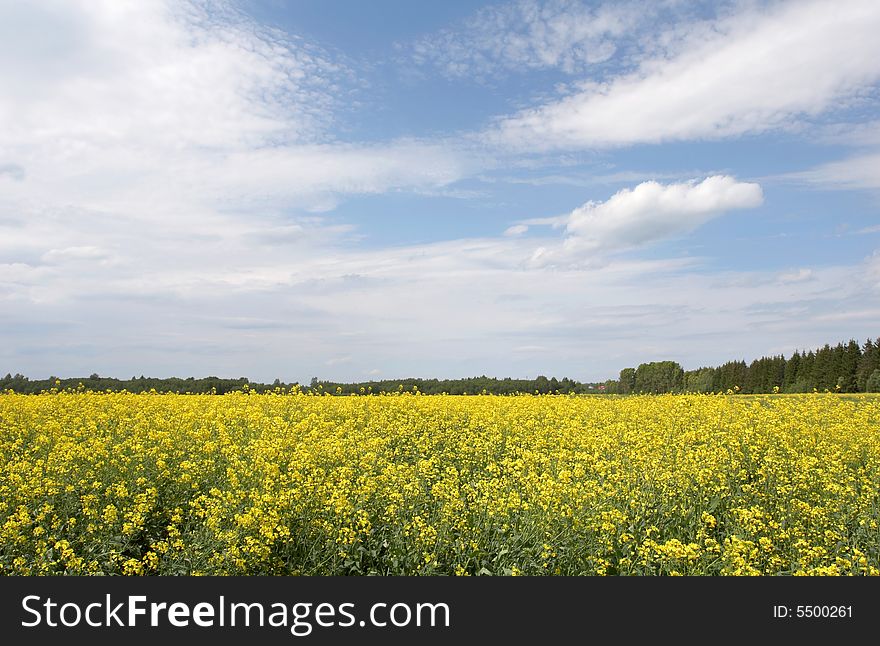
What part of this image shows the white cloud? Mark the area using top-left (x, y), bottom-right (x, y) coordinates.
top-left (0, 0), bottom-right (481, 374)
top-left (0, 0), bottom-right (478, 322)
top-left (528, 176), bottom-right (763, 264)
top-left (0, 174), bottom-right (779, 383)
top-left (41, 246), bottom-right (113, 264)
top-left (408, 0), bottom-right (648, 79)
top-left (488, 0), bottom-right (880, 149)
top-left (791, 153), bottom-right (880, 190)
top-left (778, 268), bottom-right (814, 284)
top-left (484, 168), bottom-right (714, 188)
top-left (0, 0), bottom-right (470, 222)
top-left (5, 230), bottom-right (877, 383)
top-left (325, 356), bottom-right (353, 367)
top-left (818, 120), bottom-right (880, 148)
top-left (868, 251), bottom-right (880, 285)
top-left (0, 1), bottom-right (342, 151)
top-left (2, 0), bottom-right (876, 385)
top-left (0, 163), bottom-right (25, 180)
top-left (504, 224), bottom-right (529, 236)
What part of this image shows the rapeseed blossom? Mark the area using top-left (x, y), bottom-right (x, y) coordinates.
top-left (1, 390), bottom-right (878, 575)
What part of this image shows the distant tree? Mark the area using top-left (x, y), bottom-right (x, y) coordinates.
top-left (603, 379), bottom-right (619, 394)
top-left (857, 339), bottom-right (879, 392)
top-left (783, 352), bottom-right (800, 392)
top-left (836, 339), bottom-right (862, 392)
top-left (634, 361), bottom-right (684, 394)
top-left (618, 368), bottom-right (636, 395)
top-left (684, 367), bottom-right (715, 393)
top-left (799, 351), bottom-right (816, 391)
top-left (535, 375), bottom-right (550, 394)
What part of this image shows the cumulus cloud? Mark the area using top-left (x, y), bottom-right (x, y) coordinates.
top-left (488, 0), bottom-right (880, 149)
top-left (567, 176), bottom-right (763, 248)
top-left (527, 176), bottom-right (763, 264)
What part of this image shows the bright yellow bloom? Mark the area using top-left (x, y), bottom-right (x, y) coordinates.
top-left (0, 390), bottom-right (878, 575)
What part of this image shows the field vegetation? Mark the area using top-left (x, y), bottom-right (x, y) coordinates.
top-left (2, 390), bottom-right (878, 575)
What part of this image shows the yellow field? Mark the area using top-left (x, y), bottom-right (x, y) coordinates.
top-left (1, 390), bottom-right (879, 575)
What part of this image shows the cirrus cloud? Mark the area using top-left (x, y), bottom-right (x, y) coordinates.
top-left (489, 0), bottom-right (880, 149)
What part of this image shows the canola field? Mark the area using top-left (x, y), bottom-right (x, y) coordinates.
top-left (1, 390), bottom-right (879, 576)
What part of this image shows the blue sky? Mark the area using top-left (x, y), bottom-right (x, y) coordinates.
top-left (1, 0), bottom-right (879, 383)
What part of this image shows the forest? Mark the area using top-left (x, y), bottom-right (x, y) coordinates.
top-left (3, 336), bottom-right (878, 395)
top-left (0, 373), bottom-right (598, 396)
top-left (605, 337), bottom-right (880, 394)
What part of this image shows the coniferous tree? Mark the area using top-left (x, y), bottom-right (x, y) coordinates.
top-left (784, 351), bottom-right (801, 392)
top-left (867, 369), bottom-right (880, 393)
top-left (800, 351), bottom-right (816, 391)
top-left (837, 339), bottom-right (862, 392)
top-left (857, 339), bottom-right (879, 392)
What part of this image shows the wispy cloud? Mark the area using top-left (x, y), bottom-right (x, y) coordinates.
top-left (407, 0), bottom-right (646, 79)
top-left (0, 0), bottom-right (472, 221)
top-left (778, 268), bottom-right (815, 284)
top-left (2, 0), bottom-right (878, 384)
top-left (788, 153), bottom-right (880, 191)
top-left (504, 224), bottom-right (529, 237)
top-left (0, 1), bottom-right (345, 150)
top-left (816, 120), bottom-right (880, 147)
top-left (5, 230), bottom-right (876, 382)
top-left (487, 0), bottom-right (880, 149)
top-left (479, 168), bottom-right (721, 190)
top-left (403, 0), bottom-right (740, 82)
top-left (0, 1), bottom-right (477, 313)
top-left (0, 163), bottom-right (25, 181)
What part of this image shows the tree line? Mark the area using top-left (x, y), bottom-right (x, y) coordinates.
top-left (0, 373), bottom-right (601, 395)
top-left (604, 337), bottom-right (880, 394)
top-left (0, 374), bottom-right (261, 395)
top-left (4, 335), bottom-right (878, 396)
top-left (308, 375), bottom-right (597, 395)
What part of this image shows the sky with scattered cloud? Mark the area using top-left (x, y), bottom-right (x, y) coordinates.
top-left (2, 0), bottom-right (879, 383)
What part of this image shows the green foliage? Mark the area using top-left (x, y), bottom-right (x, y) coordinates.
top-left (867, 369), bottom-right (880, 393)
top-left (310, 375), bottom-right (598, 396)
top-left (618, 368), bottom-right (636, 395)
top-left (634, 361), bottom-right (684, 394)
top-left (0, 373), bottom-right (602, 397)
top-left (604, 336), bottom-right (880, 395)
top-left (0, 373), bottom-right (258, 395)
top-left (4, 335), bottom-right (878, 398)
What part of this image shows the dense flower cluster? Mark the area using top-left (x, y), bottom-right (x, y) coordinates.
top-left (1, 390), bottom-right (878, 575)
